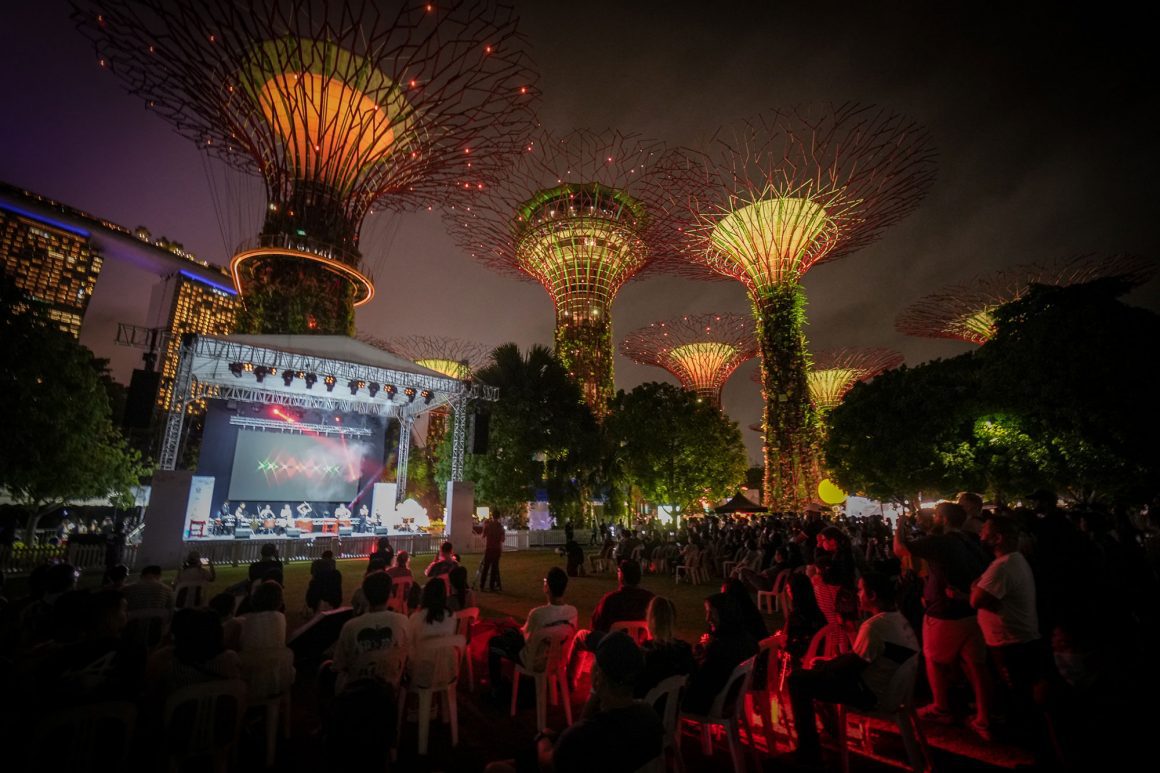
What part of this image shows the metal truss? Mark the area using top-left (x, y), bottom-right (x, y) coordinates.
top-left (395, 414), bottom-right (415, 504)
top-left (227, 415), bottom-right (372, 438)
top-left (450, 396), bottom-right (469, 482)
top-left (159, 336), bottom-right (195, 470)
top-left (209, 384), bottom-right (399, 418)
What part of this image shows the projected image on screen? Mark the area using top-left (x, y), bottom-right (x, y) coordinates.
top-left (229, 430), bottom-right (369, 502)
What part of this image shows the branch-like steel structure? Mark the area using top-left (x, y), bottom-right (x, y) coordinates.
top-left (620, 313), bottom-right (757, 407)
top-left (896, 254), bottom-right (1156, 345)
top-left (446, 129), bottom-right (699, 417)
top-left (803, 347), bottom-right (904, 413)
top-left (673, 103), bottom-right (936, 509)
top-left (75, 0), bottom-right (537, 335)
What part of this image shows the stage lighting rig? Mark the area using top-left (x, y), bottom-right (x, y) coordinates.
top-left (304, 373), bottom-right (318, 389)
top-left (404, 387), bottom-right (417, 403)
top-left (421, 390), bottom-right (434, 405)
top-left (282, 370), bottom-right (295, 387)
top-left (324, 375), bottom-right (337, 393)
top-left (348, 380), bottom-right (364, 396)
top-left (228, 362), bottom-right (244, 378)
top-left (254, 366), bottom-right (270, 383)
top-left (368, 382), bottom-right (380, 398)
top-left (384, 384), bottom-right (398, 400)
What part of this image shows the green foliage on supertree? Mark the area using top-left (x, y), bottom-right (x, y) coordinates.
top-left (753, 283), bottom-right (818, 510)
top-left (554, 317), bottom-right (614, 417)
top-left (235, 258), bottom-right (355, 334)
top-left (606, 381), bottom-right (748, 516)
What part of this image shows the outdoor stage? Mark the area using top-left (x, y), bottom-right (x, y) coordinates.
top-left (139, 334), bottom-right (495, 568)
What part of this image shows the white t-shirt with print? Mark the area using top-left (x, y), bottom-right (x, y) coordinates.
top-left (976, 551), bottom-right (1039, 646)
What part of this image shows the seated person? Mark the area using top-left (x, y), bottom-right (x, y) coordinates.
top-left (683, 592), bottom-right (758, 714)
top-left (248, 544), bottom-right (284, 586)
top-left (636, 596), bottom-right (696, 697)
top-left (333, 572), bottom-right (410, 692)
top-left (488, 567), bottom-right (577, 698)
top-left (238, 580), bottom-right (287, 650)
top-left (485, 631), bottom-right (664, 773)
top-left (447, 565), bottom-right (476, 612)
top-left (386, 551), bottom-right (413, 581)
top-left (787, 572), bottom-right (919, 764)
top-left (306, 551), bottom-right (344, 613)
top-left (424, 541), bottom-right (459, 579)
top-left (368, 537), bottom-right (395, 573)
top-left (589, 559), bottom-right (654, 634)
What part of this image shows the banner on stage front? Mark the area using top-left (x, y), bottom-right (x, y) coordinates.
top-left (183, 476), bottom-right (216, 539)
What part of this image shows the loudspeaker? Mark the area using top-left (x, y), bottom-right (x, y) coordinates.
top-left (470, 411), bottom-right (490, 454)
top-left (374, 526), bottom-right (390, 535)
top-left (123, 369), bottom-right (161, 429)
top-left (234, 526), bottom-right (252, 539)
top-left (338, 526), bottom-right (353, 536)
top-left (285, 528), bottom-right (302, 538)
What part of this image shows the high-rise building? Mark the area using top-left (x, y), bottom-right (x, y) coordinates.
top-left (0, 204), bottom-right (103, 337)
top-left (144, 271), bottom-right (240, 411)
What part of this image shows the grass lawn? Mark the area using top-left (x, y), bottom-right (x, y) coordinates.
top-left (194, 549), bottom-right (769, 641)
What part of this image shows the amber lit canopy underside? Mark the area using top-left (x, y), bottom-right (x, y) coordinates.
top-left (356, 334), bottom-right (490, 382)
top-left (894, 254), bottom-right (1156, 345)
top-left (759, 347), bottom-right (903, 411)
top-left (231, 245), bottom-right (374, 306)
top-left (240, 38), bottom-right (413, 196)
top-left (621, 312), bottom-right (757, 404)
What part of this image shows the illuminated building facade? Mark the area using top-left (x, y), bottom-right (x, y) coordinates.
top-left (0, 205), bottom-right (103, 337)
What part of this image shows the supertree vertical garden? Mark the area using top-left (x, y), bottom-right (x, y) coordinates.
top-left (446, 130), bottom-right (697, 418)
top-left (803, 347), bottom-right (905, 415)
top-left (896, 254), bottom-right (1155, 345)
top-left (75, 0), bottom-right (537, 335)
top-left (672, 104), bottom-right (936, 509)
top-left (620, 313), bottom-right (757, 407)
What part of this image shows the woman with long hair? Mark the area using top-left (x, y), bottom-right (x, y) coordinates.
top-left (636, 596), bottom-right (695, 697)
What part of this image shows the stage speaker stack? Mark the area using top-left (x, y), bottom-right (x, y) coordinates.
top-left (285, 528), bottom-right (302, 538)
top-left (338, 526), bottom-right (353, 536)
top-left (471, 411), bottom-right (490, 454)
top-left (234, 526), bottom-right (252, 539)
top-left (374, 526), bottom-right (390, 535)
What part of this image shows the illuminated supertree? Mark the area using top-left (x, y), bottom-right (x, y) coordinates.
top-left (446, 130), bottom-right (697, 417)
top-left (620, 313), bottom-right (756, 407)
top-left (362, 333), bottom-right (490, 447)
top-left (803, 347), bottom-right (904, 414)
top-left (75, 0), bottom-right (537, 335)
top-left (896, 253), bottom-right (1156, 345)
top-left (672, 103), bottom-right (936, 509)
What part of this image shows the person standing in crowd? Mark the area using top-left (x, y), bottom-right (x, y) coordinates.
top-left (958, 491), bottom-right (986, 535)
top-left (895, 501), bottom-right (994, 739)
top-left (480, 512), bottom-right (506, 592)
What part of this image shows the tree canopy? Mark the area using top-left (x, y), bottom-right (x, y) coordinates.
top-left (0, 272), bottom-right (149, 541)
top-left (606, 382), bottom-right (747, 516)
top-left (826, 279), bottom-right (1160, 504)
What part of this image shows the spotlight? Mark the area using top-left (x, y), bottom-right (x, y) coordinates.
top-left (404, 387), bottom-right (417, 403)
top-left (384, 385), bottom-right (397, 400)
top-left (228, 362), bottom-right (244, 378)
top-left (281, 369), bottom-right (295, 387)
top-left (254, 366), bottom-right (270, 383)
top-left (421, 389), bottom-right (434, 405)
top-left (304, 373), bottom-right (318, 389)
top-left (368, 382), bottom-right (380, 398)
top-left (348, 379), bottom-right (360, 396)
top-left (324, 375), bottom-right (336, 393)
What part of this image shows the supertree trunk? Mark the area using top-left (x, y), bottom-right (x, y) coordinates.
top-left (754, 283), bottom-right (817, 510)
top-left (554, 306), bottom-right (614, 419)
top-left (235, 257), bottom-right (355, 334)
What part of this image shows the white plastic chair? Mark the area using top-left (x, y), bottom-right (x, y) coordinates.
top-left (346, 644), bottom-right (409, 691)
top-left (163, 679), bottom-right (247, 773)
top-left (804, 621), bottom-right (852, 666)
top-left (454, 606), bottom-right (480, 689)
top-left (679, 658), bottom-right (756, 772)
top-left (749, 635), bottom-right (793, 761)
top-left (642, 674), bottom-right (688, 772)
top-left (174, 580), bottom-right (210, 609)
top-left (240, 647), bottom-right (296, 767)
top-left (30, 700), bottom-right (137, 769)
top-left (511, 625), bottom-right (575, 730)
top-left (675, 549), bottom-right (702, 584)
top-left (125, 607), bottom-right (172, 649)
top-left (396, 634), bottom-right (466, 755)
top-left (756, 590), bottom-right (779, 615)
top-left (835, 655), bottom-right (933, 773)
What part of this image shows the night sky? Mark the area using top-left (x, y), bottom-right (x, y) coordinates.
top-left (2, 2), bottom-right (1157, 464)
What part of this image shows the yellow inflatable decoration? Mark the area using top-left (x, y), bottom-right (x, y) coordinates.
top-left (818, 478), bottom-right (848, 505)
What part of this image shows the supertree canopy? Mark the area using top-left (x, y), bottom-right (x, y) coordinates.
top-left (896, 253), bottom-right (1156, 345)
top-left (75, 0), bottom-right (537, 335)
top-left (446, 130), bottom-right (697, 417)
top-left (673, 103), bottom-right (936, 509)
top-left (803, 347), bottom-right (904, 413)
top-left (620, 313), bottom-right (757, 407)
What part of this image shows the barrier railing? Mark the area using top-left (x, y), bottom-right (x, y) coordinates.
top-left (0, 543), bottom-right (141, 576)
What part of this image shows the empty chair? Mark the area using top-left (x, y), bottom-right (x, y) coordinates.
top-left (29, 700), bottom-right (137, 771)
top-left (163, 679), bottom-right (247, 773)
top-left (679, 658), bottom-right (756, 773)
top-left (511, 625), bottom-right (575, 730)
top-left (240, 647), bottom-right (296, 767)
top-left (174, 580), bottom-right (211, 609)
top-left (454, 607), bottom-right (480, 689)
top-left (642, 674), bottom-right (688, 773)
top-left (396, 634), bottom-right (466, 755)
top-left (834, 655), bottom-right (933, 773)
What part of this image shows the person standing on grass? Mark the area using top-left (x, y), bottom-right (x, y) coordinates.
top-left (480, 511), bottom-right (506, 592)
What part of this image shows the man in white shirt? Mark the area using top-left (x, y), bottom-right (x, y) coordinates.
top-left (971, 516), bottom-right (1057, 759)
top-left (333, 571), bottom-right (410, 692)
top-left (488, 566), bottom-right (577, 700)
top-left (787, 572), bottom-right (919, 765)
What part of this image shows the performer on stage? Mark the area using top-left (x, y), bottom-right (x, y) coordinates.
top-left (277, 503), bottom-right (291, 534)
top-left (297, 501), bottom-right (313, 517)
top-left (357, 504), bottom-right (369, 533)
top-left (335, 502), bottom-right (352, 519)
top-left (258, 504), bottom-right (274, 533)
